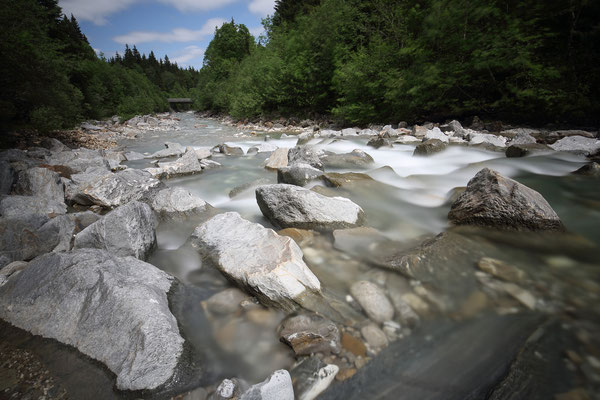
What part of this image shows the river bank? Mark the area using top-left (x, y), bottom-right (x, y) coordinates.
top-left (1, 112), bottom-right (599, 399)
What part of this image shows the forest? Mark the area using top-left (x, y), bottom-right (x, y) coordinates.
top-left (196, 0), bottom-right (600, 125)
top-left (0, 0), bottom-right (199, 131)
top-left (1, 0), bottom-right (599, 132)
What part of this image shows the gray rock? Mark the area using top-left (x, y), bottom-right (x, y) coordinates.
top-left (148, 142), bottom-right (186, 159)
top-left (200, 159), bottom-right (221, 170)
top-left (264, 148), bottom-right (289, 170)
top-left (318, 314), bottom-right (545, 400)
top-left (157, 150), bottom-right (203, 178)
top-left (151, 187), bottom-right (212, 219)
top-left (297, 131), bottom-right (314, 145)
top-left (288, 146), bottom-right (323, 170)
top-left (74, 201), bottom-right (157, 259)
top-left (322, 172), bottom-right (373, 188)
top-left (214, 144), bottom-right (244, 156)
top-left (46, 149), bottom-right (110, 173)
top-left (69, 169), bottom-right (162, 208)
top-left (0, 161), bottom-right (15, 194)
top-left (204, 288), bottom-right (248, 315)
top-left (448, 168), bottom-right (564, 231)
top-left (424, 127), bottom-right (450, 143)
top-left (341, 128), bottom-right (358, 137)
top-left (549, 135), bottom-right (600, 156)
top-left (0, 249), bottom-right (184, 391)
top-left (211, 378), bottom-right (249, 400)
top-left (505, 143), bottom-right (553, 158)
top-left (278, 313), bottom-right (341, 355)
top-left (413, 139), bottom-right (448, 156)
top-left (0, 214), bottom-right (53, 266)
top-left (239, 370), bottom-right (294, 400)
top-left (440, 120), bottom-right (466, 138)
top-left (367, 137), bottom-right (392, 149)
top-left (361, 323), bottom-right (389, 349)
top-left (189, 212), bottom-right (321, 311)
top-left (189, 147), bottom-right (212, 160)
top-left (256, 184), bottom-right (365, 231)
top-left (124, 151), bottom-right (145, 161)
top-left (81, 122), bottom-right (103, 131)
top-left (15, 167), bottom-right (64, 202)
top-left (0, 261), bottom-right (28, 287)
top-left (102, 150), bottom-right (126, 171)
top-left (41, 137), bottom-right (68, 152)
top-left (394, 135), bottom-right (420, 144)
top-left (508, 131), bottom-right (537, 145)
top-left (291, 357), bottom-right (338, 400)
top-left (469, 133), bottom-right (507, 148)
top-left (0, 195), bottom-right (66, 217)
top-left (277, 163), bottom-right (324, 186)
top-left (320, 149), bottom-right (374, 169)
top-left (350, 281), bottom-right (394, 323)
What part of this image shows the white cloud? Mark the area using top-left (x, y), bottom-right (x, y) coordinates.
top-left (158, 0), bottom-right (239, 12)
top-left (172, 45), bottom-right (205, 65)
top-left (59, 0), bottom-right (240, 25)
top-left (59, 0), bottom-right (139, 25)
top-left (113, 18), bottom-right (227, 44)
top-left (248, 0), bottom-right (275, 16)
top-left (249, 26), bottom-right (265, 37)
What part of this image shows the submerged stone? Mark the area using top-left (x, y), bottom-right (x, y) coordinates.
top-left (278, 313), bottom-right (341, 355)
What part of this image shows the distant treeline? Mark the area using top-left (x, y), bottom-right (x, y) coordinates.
top-left (194, 0), bottom-right (600, 125)
top-left (0, 0), bottom-right (199, 131)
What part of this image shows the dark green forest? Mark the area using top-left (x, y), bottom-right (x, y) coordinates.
top-left (196, 0), bottom-right (600, 125)
top-left (0, 0), bottom-right (199, 131)
top-left (1, 0), bottom-right (599, 132)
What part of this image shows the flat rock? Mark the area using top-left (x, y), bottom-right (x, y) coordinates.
top-left (46, 149), bottom-right (110, 173)
top-left (394, 135), bottom-right (420, 144)
top-left (148, 142), bottom-right (185, 159)
top-left (448, 168), bottom-right (564, 231)
top-left (477, 257), bottom-right (526, 283)
top-left (288, 146), bottom-right (323, 170)
top-left (0, 249), bottom-right (184, 391)
top-left (469, 133), bottom-right (507, 148)
top-left (349, 281), bottom-right (394, 323)
top-left (150, 187), bottom-right (213, 219)
top-left (413, 139), bottom-right (448, 156)
top-left (157, 151), bottom-right (203, 178)
top-left (214, 144), bottom-right (244, 156)
top-left (549, 136), bottom-right (600, 156)
top-left (320, 150), bottom-right (374, 169)
top-left (0, 195), bottom-right (66, 217)
top-left (319, 314), bottom-right (544, 400)
top-left (124, 151), bottom-right (145, 161)
top-left (187, 147), bottom-right (212, 160)
top-left (322, 172), bottom-right (373, 188)
top-left (189, 212), bottom-right (321, 311)
top-left (248, 143), bottom-right (278, 153)
top-left (279, 313), bottom-right (341, 355)
top-left (69, 169), bottom-right (163, 208)
top-left (264, 148), bottom-right (289, 170)
top-left (256, 184), bottom-right (365, 231)
top-left (240, 370), bottom-right (294, 400)
top-left (15, 167), bottom-right (64, 202)
top-left (277, 163), bottom-right (324, 186)
top-left (73, 201), bottom-right (157, 259)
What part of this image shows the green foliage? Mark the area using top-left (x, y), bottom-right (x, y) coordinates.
top-left (1, 0), bottom-right (197, 132)
top-left (195, 0), bottom-right (599, 125)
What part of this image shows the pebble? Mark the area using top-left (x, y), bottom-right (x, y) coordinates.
top-left (341, 333), bottom-right (367, 357)
top-left (349, 281), bottom-right (394, 323)
top-left (360, 324), bottom-right (388, 349)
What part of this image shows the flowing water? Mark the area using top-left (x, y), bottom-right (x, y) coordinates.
top-left (3, 112), bottom-right (598, 398)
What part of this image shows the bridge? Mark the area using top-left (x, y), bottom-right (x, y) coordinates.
top-left (167, 98), bottom-right (193, 111)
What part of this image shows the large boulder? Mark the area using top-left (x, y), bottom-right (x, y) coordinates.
top-left (150, 187), bottom-right (213, 219)
top-left (0, 195), bottom-right (66, 217)
top-left (147, 142), bottom-right (186, 159)
top-left (189, 212), bottom-right (321, 311)
top-left (505, 143), bottom-right (553, 158)
top-left (320, 150), bottom-right (374, 169)
top-left (74, 201), bottom-right (157, 259)
top-left (264, 148), bottom-right (289, 170)
top-left (69, 169), bottom-right (163, 208)
top-left (46, 148), bottom-right (110, 173)
top-left (549, 135), bottom-right (600, 156)
top-left (469, 133), bottom-right (507, 148)
top-left (448, 168), bottom-right (564, 231)
top-left (424, 127), bottom-right (450, 143)
top-left (288, 146), bottom-right (323, 170)
top-left (157, 150), bottom-right (203, 178)
top-left (15, 167), bottom-right (64, 202)
top-left (277, 163), bottom-right (324, 186)
top-left (0, 249), bottom-right (184, 391)
top-left (413, 139), bottom-right (447, 156)
top-left (256, 184), bottom-right (365, 231)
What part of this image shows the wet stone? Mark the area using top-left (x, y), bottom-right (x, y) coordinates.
top-left (350, 281), bottom-right (394, 323)
top-left (341, 333), bottom-right (367, 357)
top-left (361, 324), bottom-right (389, 349)
top-left (204, 288), bottom-right (249, 316)
top-left (290, 357), bottom-right (339, 400)
top-left (278, 313), bottom-right (341, 356)
top-left (477, 257), bottom-right (527, 283)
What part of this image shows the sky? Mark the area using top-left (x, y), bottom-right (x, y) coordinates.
top-left (58, 0), bottom-right (276, 69)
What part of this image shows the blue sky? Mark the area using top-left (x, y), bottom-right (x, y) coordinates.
top-left (58, 0), bottom-right (275, 69)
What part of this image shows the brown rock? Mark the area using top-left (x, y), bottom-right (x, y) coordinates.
top-left (477, 257), bottom-right (526, 283)
top-left (341, 333), bottom-right (366, 357)
top-left (335, 368), bottom-right (357, 381)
